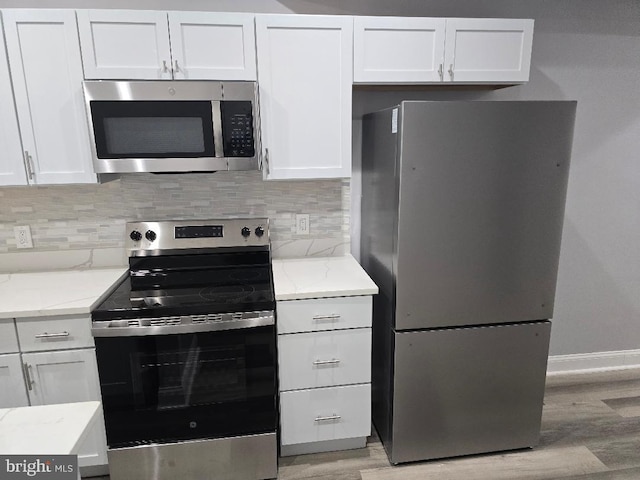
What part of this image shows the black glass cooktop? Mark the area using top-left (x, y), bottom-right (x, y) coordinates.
top-left (92, 250), bottom-right (275, 321)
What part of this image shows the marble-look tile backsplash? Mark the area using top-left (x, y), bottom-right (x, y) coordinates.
top-left (0, 172), bottom-right (350, 259)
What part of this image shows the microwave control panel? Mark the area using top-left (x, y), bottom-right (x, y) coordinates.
top-left (221, 101), bottom-right (255, 158)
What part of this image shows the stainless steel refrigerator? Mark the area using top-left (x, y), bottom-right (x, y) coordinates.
top-left (360, 101), bottom-right (576, 464)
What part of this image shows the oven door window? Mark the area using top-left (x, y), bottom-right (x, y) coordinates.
top-left (95, 326), bottom-right (276, 448)
top-left (90, 101), bottom-right (214, 158)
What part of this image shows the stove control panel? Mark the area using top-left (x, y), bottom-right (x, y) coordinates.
top-left (126, 218), bottom-right (270, 254)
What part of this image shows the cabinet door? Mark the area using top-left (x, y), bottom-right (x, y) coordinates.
top-left (444, 18), bottom-right (533, 84)
top-left (256, 15), bottom-right (352, 179)
top-left (77, 10), bottom-right (172, 79)
top-left (0, 17), bottom-right (26, 186)
top-left (22, 349), bottom-right (107, 467)
top-left (353, 17), bottom-right (446, 84)
top-left (3, 10), bottom-right (96, 184)
top-left (0, 353), bottom-right (29, 408)
top-left (168, 12), bottom-right (256, 80)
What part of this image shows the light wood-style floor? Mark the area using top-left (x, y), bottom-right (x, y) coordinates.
top-left (93, 368), bottom-right (640, 480)
top-left (278, 368), bottom-right (640, 480)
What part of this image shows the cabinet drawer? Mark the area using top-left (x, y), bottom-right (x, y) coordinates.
top-left (277, 296), bottom-right (372, 334)
top-left (278, 328), bottom-right (371, 391)
top-left (0, 320), bottom-right (19, 354)
top-left (16, 315), bottom-right (94, 352)
top-left (280, 384), bottom-right (371, 446)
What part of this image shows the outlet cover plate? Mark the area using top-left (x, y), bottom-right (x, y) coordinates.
top-left (14, 225), bottom-right (33, 249)
top-left (296, 214), bottom-right (310, 235)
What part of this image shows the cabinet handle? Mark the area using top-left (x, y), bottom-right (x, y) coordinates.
top-left (448, 63), bottom-right (454, 80)
top-left (312, 314), bottom-right (341, 322)
top-left (35, 331), bottom-right (70, 339)
top-left (23, 363), bottom-right (34, 391)
top-left (313, 358), bottom-right (341, 366)
top-left (173, 60), bottom-right (180, 73)
top-left (162, 60), bottom-right (170, 74)
top-left (24, 151), bottom-right (34, 180)
top-left (314, 414), bottom-right (341, 422)
top-left (438, 63), bottom-right (443, 81)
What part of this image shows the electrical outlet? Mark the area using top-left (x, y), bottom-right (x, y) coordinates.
top-left (295, 214), bottom-right (310, 235)
top-left (14, 225), bottom-right (33, 249)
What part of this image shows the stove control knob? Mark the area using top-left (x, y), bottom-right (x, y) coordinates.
top-left (255, 226), bottom-right (265, 237)
top-left (145, 230), bottom-right (157, 242)
top-left (130, 230), bottom-right (142, 242)
top-left (241, 227), bottom-right (251, 238)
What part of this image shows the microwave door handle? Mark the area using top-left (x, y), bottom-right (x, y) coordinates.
top-left (211, 101), bottom-right (224, 159)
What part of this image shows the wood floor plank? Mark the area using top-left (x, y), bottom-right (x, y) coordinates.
top-left (359, 446), bottom-right (609, 480)
top-left (602, 396), bottom-right (640, 418)
top-left (558, 466), bottom-right (640, 480)
top-left (545, 369), bottom-right (640, 404)
top-left (277, 437), bottom-right (389, 480)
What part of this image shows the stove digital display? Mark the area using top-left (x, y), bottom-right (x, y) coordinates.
top-left (175, 225), bottom-right (223, 239)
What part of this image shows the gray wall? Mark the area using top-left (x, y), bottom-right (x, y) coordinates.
top-left (0, 0), bottom-right (638, 357)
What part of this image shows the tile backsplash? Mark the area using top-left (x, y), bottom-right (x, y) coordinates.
top-left (0, 172), bottom-right (350, 259)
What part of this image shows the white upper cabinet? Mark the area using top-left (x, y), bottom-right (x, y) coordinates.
top-left (3, 9), bottom-right (96, 185)
top-left (354, 17), bottom-right (533, 84)
top-left (77, 10), bottom-right (256, 80)
top-left (0, 16), bottom-right (26, 187)
top-left (444, 18), bottom-right (533, 84)
top-left (168, 12), bottom-right (256, 80)
top-left (353, 16), bottom-right (446, 84)
top-left (77, 10), bottom-right (171, 80)
top-left (256, 14), bottom-right (352, 180)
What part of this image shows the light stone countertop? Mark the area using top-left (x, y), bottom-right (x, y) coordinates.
top-left (0, 268), bottom-right (127, 319)
top-left (272, 254), bottom-right (378, 301)
top-left (0, 401), bottom-right (101, 455)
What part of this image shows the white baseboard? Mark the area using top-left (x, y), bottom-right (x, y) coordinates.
top-left (547, 349), bottom-right (640, 375)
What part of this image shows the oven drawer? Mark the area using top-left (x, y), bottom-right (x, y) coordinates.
top-left (277, 296), bottom-right (372, 334)
top-left (280, 384), bottom-right (371, 446)
top-left (278, 328), bottom-right (371, 391)
top-left (0, 320), bottom-right (19, 354)
top-left (16, 315), bottom-right (94, 352)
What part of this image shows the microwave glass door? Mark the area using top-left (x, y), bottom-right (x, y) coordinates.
top-left (90, 101), bottom-right (215, 158)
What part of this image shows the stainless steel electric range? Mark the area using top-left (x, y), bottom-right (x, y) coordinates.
top-left (91, 218), bottom-right (277, 480)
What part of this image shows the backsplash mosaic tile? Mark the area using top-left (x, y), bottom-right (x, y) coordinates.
top-left (0, 172), bottom-right (350, 258)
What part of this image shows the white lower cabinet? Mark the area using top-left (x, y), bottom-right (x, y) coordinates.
top-left (22, 348), bottom-right (107, 468)
top-left (277, 295), bottom-right (372, 455)
top-left (280, 384), bottom-right (371, 446)
top-left (0, 316), bottom-right (108, 471)
top-left (0, 353), bottom-right (29, 408)
top-left (278, 328), bottom-right (371, 391)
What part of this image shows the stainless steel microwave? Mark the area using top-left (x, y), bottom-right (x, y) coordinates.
top-left (83, 80), bottom-right (260, 174)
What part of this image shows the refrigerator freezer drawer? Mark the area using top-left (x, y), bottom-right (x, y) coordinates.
top-left (388, 321), bottom-right (551, 464)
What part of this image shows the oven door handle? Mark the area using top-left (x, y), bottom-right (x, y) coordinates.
top-left (91, 312), bottom-right (274, 337)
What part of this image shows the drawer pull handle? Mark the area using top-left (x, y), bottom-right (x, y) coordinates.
top-left (23, 363), bottom-right (35, 391)
top-left (312, 314), bottom-right (340, 321)
top-left (313, 359), bottom-right (341, 366)
top-left (35, 331), bottom-right (70, 339)
top-left (315, 414), bottom-right (341, 422)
